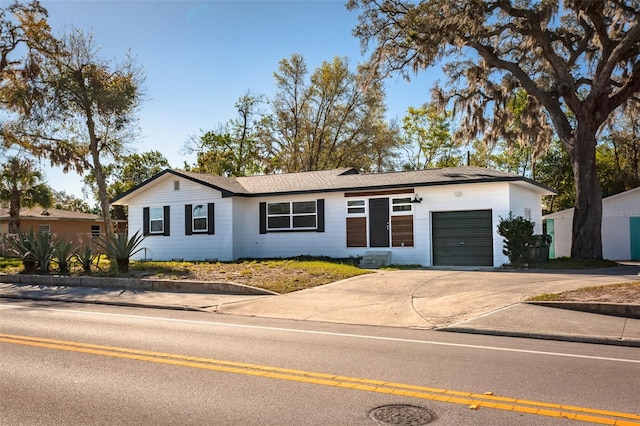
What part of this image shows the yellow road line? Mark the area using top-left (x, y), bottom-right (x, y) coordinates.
top-left (1, 333), bottom-right (638, 425)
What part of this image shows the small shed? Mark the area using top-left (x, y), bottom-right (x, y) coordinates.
top-left (543, 187), bottom-right (640, 260)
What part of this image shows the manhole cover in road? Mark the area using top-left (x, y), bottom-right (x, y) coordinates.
top-left (369, 404), bottom-right (436, 425)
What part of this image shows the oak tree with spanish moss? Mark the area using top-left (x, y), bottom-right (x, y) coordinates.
top-left (349, 0), bottom-right (640, 259)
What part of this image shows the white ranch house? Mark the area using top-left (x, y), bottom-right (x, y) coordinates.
top-left (111, 166), bottom-right (554, 267)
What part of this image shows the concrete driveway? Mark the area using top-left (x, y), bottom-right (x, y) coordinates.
top-left (217, 265), bottom-right (640, 328)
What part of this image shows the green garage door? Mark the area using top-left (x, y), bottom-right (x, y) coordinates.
top-left (432, 210), bottom-right (494, 266)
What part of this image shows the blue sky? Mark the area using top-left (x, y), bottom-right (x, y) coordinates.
top-left (33, 0), bottom-right (442, 201)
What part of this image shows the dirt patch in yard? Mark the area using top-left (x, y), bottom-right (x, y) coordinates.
top-left (529, 282), bottom-right (640, 304)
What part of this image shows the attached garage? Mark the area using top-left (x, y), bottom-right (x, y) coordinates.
top-left (432, 210), bottom-right (494, 266)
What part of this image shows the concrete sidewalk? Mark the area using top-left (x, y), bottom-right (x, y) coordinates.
top-left (1, 264), bottom-right (639, 347)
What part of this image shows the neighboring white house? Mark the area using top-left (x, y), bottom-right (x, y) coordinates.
top-left (543, 187), bottom-right (640, 261)
top-left (111, 166), bottom-right (554, 267)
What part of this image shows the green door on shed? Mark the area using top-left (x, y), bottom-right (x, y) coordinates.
top-left (546, 219), bottom-right (555, 259)
top-left (432, 210), bottom-right (494, 266)
top-left (631, 217), bottom-right (640, 261)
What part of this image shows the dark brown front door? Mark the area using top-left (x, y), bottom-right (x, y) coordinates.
top-left (369, 198), bottom-right (390, 247)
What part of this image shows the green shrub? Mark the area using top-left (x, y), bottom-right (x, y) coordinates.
top-left (497, 212), bottom-right (534, 267)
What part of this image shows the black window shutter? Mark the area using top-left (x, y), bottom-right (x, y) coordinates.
top-left (207, 202), bottom-right (215, 235)
top-left (259, 202), bottom-right (266, 234)
top-left (316, 199), bottom-right (325, 232)
top-left (143, 207), bottom-right (149, 236)
top-left (185, 204), bottom-right (192, 235)
top-left (163, 205), bottom-right (170, 236)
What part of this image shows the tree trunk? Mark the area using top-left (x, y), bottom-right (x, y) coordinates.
top-left (8, 191), bottom-right (21, 234)
top-left (567, 124), bottom-right (603, 260)
top-left (85, 112), bottom-right (113, 236)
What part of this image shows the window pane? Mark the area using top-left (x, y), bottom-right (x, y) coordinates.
top-left (268, 203), bottom-right (290, 215)
top-left (392, 198), bottom-right (411, 204)
top-left (268, 216), bottom-right (290, 229)
top-left (293, 201), bottom-right (316, 214)
top-left (150, 207), bottom-right (163, 220)
top-left (347, 200), bottom-right (365, 207)
top-left (392, 205), bottom-right (412, 212)
top-left (348, 207), bottom-right (365, 214)
top-left (193, 204), bottom-right (207, 217)
top-left (150, 220), bottom-right (163, 232)
top-left (293, 215), bottom-right (316, 228)
top-left (193, 217), bottom-right (207, 231)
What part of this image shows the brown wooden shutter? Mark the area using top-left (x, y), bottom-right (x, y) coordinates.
top-left (391, 215), bottom-right (414, 247)
top-left (346, 217), bottom-right (367, 247)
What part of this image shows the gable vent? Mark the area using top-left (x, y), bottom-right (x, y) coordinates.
top-left (174, 181), bottom-right (180, 191)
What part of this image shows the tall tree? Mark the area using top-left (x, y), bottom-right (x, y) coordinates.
top-left (349, 0), bottom-right (640, 260)
top-left (0, 1), bottom-right (64, 159)
top-left (258, 54), bottom-right (400, 172)
top-left (185, 92), bottom-right (264, 177)
top-left (51, 189), bottom-right (92, 213)
top-left (84, 151), bottom-right (169, 226)
top-left (0, 156), bottom-right (51, 233)
top-left (401, 104), bottom-right (462, 169)
top-left (600, 105), bottom-right (640, 193)
top-left (2, 23), bottom-right (144, 233)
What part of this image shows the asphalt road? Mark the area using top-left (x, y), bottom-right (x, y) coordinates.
top-left (1, 299), bottom-right (639, 425)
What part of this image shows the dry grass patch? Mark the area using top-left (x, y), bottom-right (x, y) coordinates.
top-left (529, 282), bottom-right (640, 304)
top-left (124, 259), bottom-right (370, 294)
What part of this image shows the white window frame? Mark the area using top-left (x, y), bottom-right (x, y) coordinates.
top-left (267, 201), bottom-right (317, 231)
top-left (524, 208), bottom-right (532, 221)
top-left (38, 224), bottom-right (50, 234)
top-left (391, 197), bottom-right (413, 215)
top-left (91, 224), bottom-right (101, 237)
top-left (149, 207), bottom-right (164, 234)
top-left (346, 199), bottom-right (366, 216)
top-left (192, 204), bottom-right (208, 233)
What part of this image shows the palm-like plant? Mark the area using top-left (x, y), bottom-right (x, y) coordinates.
top-left (97, 231), bottom-right (146, 274)
top-left (0, 157), bottom-right (53, 234)
top-left (52, 239), bottom-right (75, 274)
top-left (75, 245), bottom-right (101, 274)
top-left (4, 230), bottom-right (37, 273)
top-left (31, 232), bottom-right (54, 274)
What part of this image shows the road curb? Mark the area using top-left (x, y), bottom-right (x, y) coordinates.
top-left (438, 326), bottom-right (640, 348)
top-left (0, 292), bottom-right (213, 313)
top-left (526, 301), bottom-right (640, 319)
top-left (0, 273), bottom-right (277, 296)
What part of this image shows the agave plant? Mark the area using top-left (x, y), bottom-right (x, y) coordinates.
top-left (75, 245), bottom-right (101, 274)
top-left (4, 230), bottom-right (37, 273)
top-left (98, 231), bottom-right (146, 274)
top-left (52, 239), bottom-right (75, 274)
top-left (30, 232), bottom-right (54, 274)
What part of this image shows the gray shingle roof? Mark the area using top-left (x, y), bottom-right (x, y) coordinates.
top-left (111, 166), bottom-right (554, 203)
